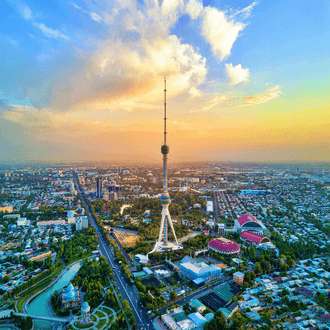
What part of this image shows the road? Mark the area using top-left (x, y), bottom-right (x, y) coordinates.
top-left (74, 177), bottom-right (153, 330)
top-left (158, 279), bottom-right (231, 314)
top-left (213, 190), bottom-right (219, 226)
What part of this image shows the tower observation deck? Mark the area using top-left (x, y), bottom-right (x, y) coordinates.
top-left (149, 78), bottom-right (182, 254)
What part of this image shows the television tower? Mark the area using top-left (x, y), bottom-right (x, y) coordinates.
top-left (150, 78), bottom-right (182, 253)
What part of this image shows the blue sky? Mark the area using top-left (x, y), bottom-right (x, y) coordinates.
top-left (1, 0), bottom-right (330, 163)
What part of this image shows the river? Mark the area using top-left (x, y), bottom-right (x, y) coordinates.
top-left (26, 262), bottom-right (81, 329)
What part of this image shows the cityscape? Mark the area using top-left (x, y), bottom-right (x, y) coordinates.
top-left (1, 0), bottom-right (330, 330)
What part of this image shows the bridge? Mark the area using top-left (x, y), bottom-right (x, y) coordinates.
top-left (14, 312), bottom-right (73, 323)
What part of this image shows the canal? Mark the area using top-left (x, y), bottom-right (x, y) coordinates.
top-left (27, 262), bottom-right (81, 329)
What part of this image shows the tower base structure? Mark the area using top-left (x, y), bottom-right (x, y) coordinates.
top-left (149, 193), bottom-right (183, 254)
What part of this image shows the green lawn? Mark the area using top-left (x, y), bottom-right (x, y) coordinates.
top-left (102, 307), bottom-right (112, 315)
top-left (91, 315), bottom-right (97, 321)
top-left (96, 318), bottom-right (106, 329)
top-left (95, 310), bottom-right (105, 318)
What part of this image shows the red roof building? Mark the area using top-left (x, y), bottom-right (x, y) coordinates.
top-left (234, 214), bottom-right (267, 235)
top-left (237, 214), bottom-right (259, 226)
top-left (208, 237), bottom-right (240, 255)
top-left (240, 231), bottom-right (271, 244)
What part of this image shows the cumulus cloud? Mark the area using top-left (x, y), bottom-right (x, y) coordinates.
top-left (7, 0), bottom-right (256, 116)
top-left (240, 85), bottom-right (283, 106)
top-left (50, 0), bottom-right (209, 112)
top-left (226, 63), bottom-right (249, 86)
top-left (52, 33), bottom-right (207, 111)
top-left (201, 7), bottom-right (246, 61)
top-left (185, 0), bottom-right (203, 19)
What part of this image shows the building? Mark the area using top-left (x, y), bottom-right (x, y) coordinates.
top-left (208, 237), bottom-right (240, 255)
top-left (28, 250), bottom-right (52, 262)
top-left (61, 282), bottom-right (81, 309)
top-left (108, 185), bottom-right (121, 198)
top-left (17, 217), bottom-right (30, 227)
top-left (240, 231), bottom-right (271, 245)
top-left (180, 260), bottom-right (222, 281)
top-left (0, 206), bottom-right (13, 213)
top-left (75, 218), bottom-right (82, 231)
top-left (109, 191), bottom-right (117, 201)
top-left (234, 214), bottom-right (267, 235)
top-left (67, 210), bottom-right (75, 224)
top-left (206, 201), bottom-right (214, 214)
top-left (96, 176), bottom-right (103, 199)
top-left (218, 223), bottom-right (225, 236)
top-left (80, 301), bottom-right (91, 325)
top-left (189, 299), bottom-right (207, 313)
top-left (81, 216), bottom-right (88, 229)
top-left (37, 219), bottom-right (66, 227)
top-left (233, 271), bottom-right (245, 286)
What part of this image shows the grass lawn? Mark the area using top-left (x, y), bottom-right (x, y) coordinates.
top-left (102, 307), bottom-right (112, 315)
top-left (95, 310), bottom-right (105, 318)
top-left (105, 315), bottom-right (114, 327)
top-left (96, 318), bottom-right (106, 329)
top-left (91, 315), bottom-right (97, 322)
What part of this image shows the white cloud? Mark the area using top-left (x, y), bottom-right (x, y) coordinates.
top-left (185, 0), bottom-right (203, 20)
top-left (225, 63), bottom-right (249, 86)
top-left (33, 23), bottom-right (69, 40)
top-left (240, 85), bottom-right (283, 106)
top-left (22, 5), bottom-right (32, 20)
top-left (201, 7), bottom-right (246, 61)
top-left (232, 2), bottom-right (257, 19)
top-left (71, 2), bottom-right (82, 10)
top-left (189, 87), bottom-right (203, 99)
top-left (201, 95), bottom-right (233, 111)
top-left (90, 12), bottom-right (102, 23)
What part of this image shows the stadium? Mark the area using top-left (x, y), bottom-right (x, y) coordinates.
top-left (234, 214), bottom-right (267, 235)
top-left (208, 237), bottom-right (240, 255)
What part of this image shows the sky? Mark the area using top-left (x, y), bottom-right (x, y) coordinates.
top-left (1, 0), bottom-right (330, 164)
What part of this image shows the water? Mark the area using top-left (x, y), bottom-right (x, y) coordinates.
top-left (27, 262), bottom-right (81, 329)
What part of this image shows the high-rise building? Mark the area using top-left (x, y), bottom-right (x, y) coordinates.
top-left (149, 78), bottom-right (182, 254)
top-left (96, 176), bottom-right (103, 199)
top-left (108, 185), bottom-right (121, 198)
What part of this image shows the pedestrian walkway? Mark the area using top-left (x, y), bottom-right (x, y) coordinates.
top-left (70, 303), bottom-right (116, 330)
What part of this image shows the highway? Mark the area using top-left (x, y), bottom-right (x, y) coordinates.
top-left (74, 177), bottom-right (152, 330)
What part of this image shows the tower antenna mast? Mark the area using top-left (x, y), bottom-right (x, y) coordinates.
top-left (164, 77), bottom-right (167, 145)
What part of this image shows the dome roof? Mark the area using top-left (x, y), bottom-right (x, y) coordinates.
top-left (82, 301), bottom-right (89, 309)
top-left (66, 289), bottom-right (75, 300)
top-left (66, 282), bottom-right (74, 292)
top-left (237, 214), bottom-right (259, 226)
top-left (208, 238), bottom-right (240, 253)
top-left (81, 301), bottom-right (90, 312)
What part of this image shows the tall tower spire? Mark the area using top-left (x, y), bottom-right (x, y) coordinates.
top-left (149, 78), bottom-right (182, 254)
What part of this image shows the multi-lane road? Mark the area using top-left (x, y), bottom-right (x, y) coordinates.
top-left (74, 178), bottom-right (152, 330)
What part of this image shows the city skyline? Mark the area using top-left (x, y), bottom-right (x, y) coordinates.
top-left (1, 0), bottom-right (330, 163)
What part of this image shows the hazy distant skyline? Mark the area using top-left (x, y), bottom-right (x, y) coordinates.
top-left (1, 0), bottom-right (330, 163)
